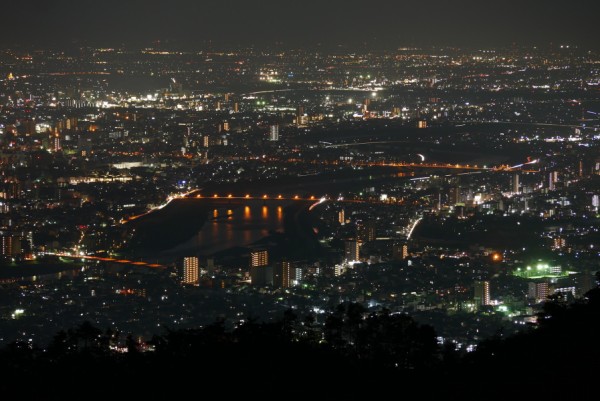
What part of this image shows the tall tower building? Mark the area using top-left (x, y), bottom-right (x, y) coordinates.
top-left (291, 265), bottom-right (303, 284)
top-left (1, 235), bottom-right (19, 256)
top-left (512, 173), bottom-right (520, 194)
top-left (549, 171), bottom-right (558, 190)
top-left (182, 256), bottom-right (199, 285)
top-left (250, 250), bottom-right (268, 267)
top-left (273, 261), bottom-right (292, 288)
top-left (474, 281), bottom-right (491, 306)
top-left (401, 244), bottom-right (408, 260)
top-left (449, 187), bottom-right (461, 205)
top-left (66, 117), bottom-right (78, 130)
top-left (344, 240), bottom-right (360, 262)
top-left (338, 209), bottom-right (345, 225)
top-left (51, 128), bottom-right (61, 152)
top-left (183, 126), bottom-right (191, 148)
top-left (392, 243), bottom-right (409, 260)
top-left (269, 124), bottom-right (279, 141)
top-left (250, 250), bottom-right (270, 287)
top-left (528, 282), bottom-right (549, 302)
top-left (358, 221), bottom-right (376, 242)
top-left (296, 105), bottom-right (305, 126)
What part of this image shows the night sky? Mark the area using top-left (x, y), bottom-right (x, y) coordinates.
top-left (2, 0), bottom-right (599, 48)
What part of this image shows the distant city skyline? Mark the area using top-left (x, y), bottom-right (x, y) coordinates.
top-left (2, 0), bottom-right (600, 49)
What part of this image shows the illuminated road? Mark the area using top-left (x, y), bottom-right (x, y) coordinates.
top-left (455, 120), bottom-right (598, 130)
top-left (243, 87), bottom-right (382, 96)
top-left (324, 140), bottom-right (416, 148)
top-left (51, 253), bottom-right (165, 269)
top-left (348, 160), bottom-right (538, 172)
top-left (282, 158), bottom-right (539, 172)
top-left (406, 218), bottom-right (423, 240)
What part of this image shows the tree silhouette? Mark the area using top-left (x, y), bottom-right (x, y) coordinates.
top-left (74, 321), bottom-right (103, 351)
top-left (126, 334), bottom-right (139, 354)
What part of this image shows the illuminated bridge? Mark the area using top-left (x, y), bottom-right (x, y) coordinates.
top-left (122, 191), bottom-right (370, 224)
top-left (189, 193), bottom-right (323, 201)
top-left (182, 193), bottom-right (371, 208)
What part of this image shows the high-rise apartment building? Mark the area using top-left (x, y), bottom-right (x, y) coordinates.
top-left (344, 240), bottom-right (360, 262)
top-left (528, 282), bottom-right (549, 302)
top-left (250, 250), bottom-right (270, 286)
top-left (474, 281), bottom-right (491, 306)
top-left (250, 250), bottom-right (268, 267)
top-left (182, 256), bottom-right (199, 285)
top-left (269, 124), bottom-right (279, 141)
top-left (512, 173), bottom-right (520, 194)
top-left (273, 261), bottom-right (292, 288)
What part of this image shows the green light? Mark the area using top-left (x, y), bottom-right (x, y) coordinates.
top-left (514, 264), bottom-right (569, 279)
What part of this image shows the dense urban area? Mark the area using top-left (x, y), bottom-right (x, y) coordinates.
top-left (1, 44), bottom-right (600, 357)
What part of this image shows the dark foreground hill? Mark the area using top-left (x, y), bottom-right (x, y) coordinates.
top-left (1, 290), bottom-right (599, 400)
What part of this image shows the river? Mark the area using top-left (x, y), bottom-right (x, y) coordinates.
top-left (167, 202), bottom-right (287, 256)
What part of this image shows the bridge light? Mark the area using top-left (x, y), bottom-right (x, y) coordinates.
top-left (228, 194), bottom-right (233, 198)
top-left (310, 196), bottom-right (315, 200)
top-left (245, 194), bottom-right (250, 198)
top-left (294, 195), bottom-right (299, 199)
top-left (214, 194), bottom-right (218, 198)
top-left (278, 195), bottom-right (282, 199)
top-left (263, 195), bottom-right (268, 199)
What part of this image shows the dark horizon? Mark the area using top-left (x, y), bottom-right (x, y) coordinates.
top-left (2, 0), bottom-right (600, 50)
